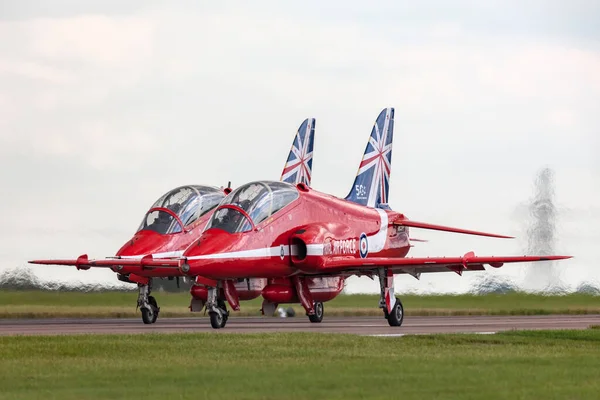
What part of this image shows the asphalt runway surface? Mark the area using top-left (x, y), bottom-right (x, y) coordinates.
top-left (1, 314), bottom-right (599, 336)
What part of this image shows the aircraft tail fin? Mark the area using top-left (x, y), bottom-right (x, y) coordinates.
top-left (345, 107), bottom-right (395, 208)
top-left (280, 118), bottom-right (316, 186)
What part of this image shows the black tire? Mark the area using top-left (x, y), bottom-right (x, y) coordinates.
top-left (141, 306), bottom-right (154, 324)
top-left (221, 313), bottom-right (228, 328)
top-left (148, 296), bottom-right (159, 324)
top-left (209, 311), bottom-right (225, 329)
top-left (308, 301), bottom-right (324, 323)
top-left (217, 299), bottom-right (229, 328)
top-left (387, 297), bottom-right (404, 327)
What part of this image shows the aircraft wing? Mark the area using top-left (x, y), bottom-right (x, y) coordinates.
top-left (317, 252), bottom-right (571, 276)
top-left (28, 254), bottom-right (181, 270)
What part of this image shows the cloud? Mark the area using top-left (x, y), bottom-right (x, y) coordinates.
top-left (29, 15), bottom-right (156, 67)
top-left (2, 4), bottom-right (598, 185)
top-left (0, 59), bottom-right (74, 84)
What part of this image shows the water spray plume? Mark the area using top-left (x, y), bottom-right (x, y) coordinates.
top-left (524, 167), bottom-right (565, 293)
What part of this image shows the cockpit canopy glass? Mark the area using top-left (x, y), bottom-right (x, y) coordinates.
top-left (137, 185), bottom-right (225, 234)
top-left (206, 181), bottom-right (299, 233)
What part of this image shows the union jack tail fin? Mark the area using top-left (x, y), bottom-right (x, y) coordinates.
top-left (280, 118), bottom-right (316, 186)
top-left (345, 107), bottom-right (395, 208)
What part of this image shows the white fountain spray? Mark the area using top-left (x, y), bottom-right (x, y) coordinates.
top-left (523, 167), bottom-right (566, 293)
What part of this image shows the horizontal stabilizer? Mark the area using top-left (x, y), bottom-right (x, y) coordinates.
top-left (29, 254), bottom-right (181, 270)
top-left (393, 217), bottom-right (513, 239)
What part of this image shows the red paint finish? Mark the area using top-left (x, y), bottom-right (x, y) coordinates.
top-left (180, 186), bottom-right (409, 280)
top-left (190, 285), bottom-right (208, 301)
top-left (262, 284), bottom-right (297, 304)
top-left (128, 273), bottom-right (150, 286)
top-left (306, 276), bottom-right (345, 302)
top-left (172, 180), bottom-right (570, 315)
top-left (234, 278), bottom-right (266, 300)
top-left (261, 276), bottom-right (343, 304)
top-left (223, 280), bottom-right (240, 311)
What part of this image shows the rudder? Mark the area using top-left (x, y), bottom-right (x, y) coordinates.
top-left (280, 118), bottom-right (316, 186)
top-left (345, 108), bottom-right (395, 208)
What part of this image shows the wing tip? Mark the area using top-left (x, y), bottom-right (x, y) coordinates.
top-left (28, 260), bottom-right (58, 265)
top-left (542, 255), bottom-right (573, 261)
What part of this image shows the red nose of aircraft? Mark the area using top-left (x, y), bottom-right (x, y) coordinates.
top-left (116, 230), bottom-right (168, 257)
top-left (178, 229), bottom-right (239, 278)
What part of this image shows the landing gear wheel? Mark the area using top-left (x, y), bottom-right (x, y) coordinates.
top-left (209, 311), bottom-right (227, 329)
top-left (218, 299), bottom-right (229, 328)
top-left (222, 313), bottom-right (229, 328)
top-left (137, 280), bottom-right (159, 325)
top-left (386, 297), bottom-right (404, 327)
top-left (141, 296), bottom-right (159, 325)
top-left (148, 296), bottom-right (159, 324)
top-left (141, 307), bottom-right (154, 324)
top-left (308, 301), bottom-right (324, 323)
top-left (206, 287), bottom-right (229, 329)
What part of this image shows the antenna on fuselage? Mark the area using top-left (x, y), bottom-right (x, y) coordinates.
top-left (223, 181), bottom-right (233, 195)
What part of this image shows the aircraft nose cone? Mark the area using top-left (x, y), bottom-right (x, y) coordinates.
top-left (180, 229), bottom-right (239, 278)
top-left (116, 230), bottom-right (165, 257)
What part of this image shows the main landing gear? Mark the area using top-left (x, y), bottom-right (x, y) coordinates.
top-left (378, 268), bottom-right (404, 327)
top-left (200, 272), bottom-right (404, 329)
top-left (384, 297), bottom-right (404, 327)
top-left (308, 301), bottom-right (324, 323)
top-left (292, 276), bottom-right (325, 323)
top-left (137, 279), bottom-right (160, 324)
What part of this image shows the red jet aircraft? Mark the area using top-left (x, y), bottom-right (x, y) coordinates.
top-left (29, 118), bottom-right (316, 325)
top-left (160, 107), bottom-right (570, 329)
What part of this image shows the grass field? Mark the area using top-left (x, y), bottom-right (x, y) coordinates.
top-left (0, 290), bottom-right (598, 319)
top-left (0, 329), bottom-right (599, 399)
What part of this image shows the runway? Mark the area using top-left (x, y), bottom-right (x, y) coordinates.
top-left (1, 314), bottom-right (599, 336)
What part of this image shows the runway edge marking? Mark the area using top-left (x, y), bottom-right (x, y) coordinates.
top-left (366, 331), bottom-right (497, 337)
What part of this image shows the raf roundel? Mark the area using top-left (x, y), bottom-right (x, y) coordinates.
top-left (359, 232), bottom-right (368, 258)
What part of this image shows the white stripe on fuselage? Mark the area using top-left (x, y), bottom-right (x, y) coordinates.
top-left (186, 244), bottom-right (324, 260)
top-left (184, 209), bottom-right (389, 261)
top-left (367, 208), bottom-right (388, 254)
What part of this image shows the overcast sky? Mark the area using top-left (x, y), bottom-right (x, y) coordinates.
top-left (1, 1), bottom-right (598, 293)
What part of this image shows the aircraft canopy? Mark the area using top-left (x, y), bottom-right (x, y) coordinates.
top-left (207, 181), bottom-right (299, 233)
top-left (137, 185), bottom-right (225, 234)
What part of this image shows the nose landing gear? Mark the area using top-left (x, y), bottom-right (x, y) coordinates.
top-left (207, 287), bottom-right (229, 329)
top-left (138, 279), bottom-right (160, 324)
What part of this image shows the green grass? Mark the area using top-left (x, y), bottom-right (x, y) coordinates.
top-left (0, 290), bottom-right (598, 319)
top-left (0, 329), bottom-right (599, 399)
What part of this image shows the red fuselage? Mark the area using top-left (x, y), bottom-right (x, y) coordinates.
top-left (179, 185), bottom-right (411, 280)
